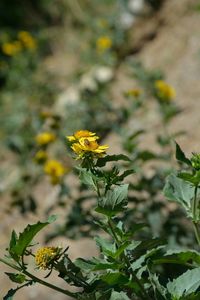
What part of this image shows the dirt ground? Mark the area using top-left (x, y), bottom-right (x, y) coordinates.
top-left (1, 0), bottom-right (200, 298)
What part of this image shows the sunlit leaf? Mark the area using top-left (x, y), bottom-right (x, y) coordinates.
top-left (95, 184), bottom-right (128, 217)
top-left (167, 268), bottom-right (200, 299)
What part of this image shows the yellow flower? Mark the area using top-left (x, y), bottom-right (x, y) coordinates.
top-left (2, 41), bottom-right (22, 56)
top-left (96, 36), bottom-right (112, 53)
top-left (18, 31), bottom-right (37, 50)
top-left (34, 150), bottom-right (48, 163)
top-left (155, 80), bottom-right (176, 102)
top-left (44, 159), bottom-right (66, 184)
top-left (35, 247), bottom-right (60, 270)
top-left (125, 89), bottom-right (141, 98)
top-left (66, 130), bottom-right (97, 142)
top-left (35, 132), bottom-right (56, 146)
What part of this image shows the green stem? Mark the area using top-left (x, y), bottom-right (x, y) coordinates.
top-left (1, 258), bottom-right (76, 297)
top-left (23, 269), bottom-right (78, 299)
top-left (0, 257), bottom-right (22, 272)
top-left (192, 185), bottom-right (200, 248)
top-left (193, 222), bottom-right (200, 248)
top-left (107, 219), bottom-right (150, 300)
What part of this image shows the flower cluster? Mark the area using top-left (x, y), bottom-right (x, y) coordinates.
top-left (35, 246), bottom-right (60, 270)
top-left (1, 31), bottom-right (37, 56)
top-left (44, 159), bottom-right (67, 184)
top-left (67, 130), bottom-right (109, 159)
top-left (154, 80), bottom-right (176, 103)
top-left (96, 36), bottom-right (112, 53)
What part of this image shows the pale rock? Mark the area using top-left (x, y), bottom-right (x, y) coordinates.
top-left (120, 11), bottom-right (136, 30)
top-left (128, 0), bottom-right (145, 14)
top-left (94, 66), bottom-right (114, 83)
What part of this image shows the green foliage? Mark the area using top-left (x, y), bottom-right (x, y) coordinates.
top-left (5, 273), bottom-right (26, 284)
top-left (175, 142), bottom-right (192, 166)
top-left (167, 268), bottom-right (200, 299)
top-left (9, 215), bottom-right (56, 260)
top-left (163, 173), bottom-right (193, 215)
top-left (96, 184), bottom-right (129, 217)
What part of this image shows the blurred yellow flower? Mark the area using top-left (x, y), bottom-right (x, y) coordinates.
top-left (155, 80), bottom-right (176, 102)
top-left (18, 31), bottom-right (37, 50)
top-left (34, 150), bottom-right (48, 163)
top-left (2, 41), bottom-right (22, 56)
top-left (96, 36), bottom-right (112, 53)
top-left (44, 159), bottom-right (67, 184)
top-left (35, 132), bottom-right (56, 146)
top-left (125, 89), bottom-right (141, 98)
top-left (35, 247), bottom-right (59, 270)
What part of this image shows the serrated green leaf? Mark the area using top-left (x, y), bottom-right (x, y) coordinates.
top-left (9, 215), bottom-right (57, 259)
top-left (154, 249), bottom-right (200, 266)
top-left (132, 238), bottom-right (166, 259)
top-left (115, 169), bottom-right (135, 183)
top-left (79, 169), bottom-right (98, 190)
top-left (95, 236), bottom-right (116, 256)
top-left (74, 258), bottom-right (95, 271)
top-left (75, 257), bottom-right (120, 271)
top-left (5, 272), bottom-right (26, 284)
top-left (167, 268), bottom-right (200, 299)
top-left (163, 173), bottom-right (193, 214)
top-left (175, 142), bottom-right (191, 166)
top-left (96, 184), bottom-right (129, 217)
top-left (96, 154), bottom-right (131, 167)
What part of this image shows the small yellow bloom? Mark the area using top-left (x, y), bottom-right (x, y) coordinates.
top-left (66, 130), bottom-right (97, 142)
top-left (35, 247), bottom-right (60, 270)
top-left (18, 31), bottom-right (37, 50)
top-left (155, 80), bottom-right (176, 102)
top-left (34, 150), bottom-right (48, 163)
top-left (125, 89), bottom-right (141, 98)
top-left (96, 36), bottom-right (112, 53)
top-left (44, 159), bottom-right (66, 184)
top-left (2, 41), bottom-right (22, 56)
top-left (70, 131), bottom-right (109, 159)
top-left (35, 132), bottom-right (56, 146)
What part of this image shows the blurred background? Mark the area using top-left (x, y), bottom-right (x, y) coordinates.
top-left (0, 0), bottom-right (200, 299)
